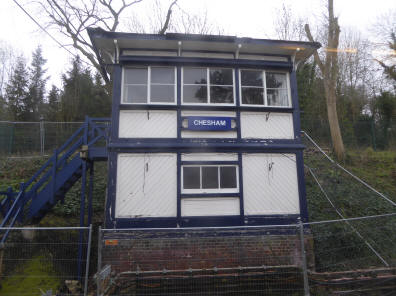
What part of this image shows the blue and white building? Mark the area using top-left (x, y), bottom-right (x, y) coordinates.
top-left (88, 28), bottom-right (320, 229)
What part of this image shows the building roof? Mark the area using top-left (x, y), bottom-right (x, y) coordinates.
top-left (87, 27), bottom-right (321, 74)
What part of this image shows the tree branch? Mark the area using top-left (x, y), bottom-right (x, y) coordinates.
top-left (158, 0), bottom-right (178, 35)
top-left (304, 23), bottom-right (325, 74)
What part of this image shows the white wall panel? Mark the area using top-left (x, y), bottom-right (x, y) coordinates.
top-left (241, 112), bottom-right (294, 139)
top-left (116, 153), bottom-right (177, 218)
top-left (242, 154), bottom-right (300, 215)
top-left (181, 153), bottom-right (238, 161)
top-left (181, 198), bottom-right (240, 216)
top-left (119, 110), bottom-right (177, 138)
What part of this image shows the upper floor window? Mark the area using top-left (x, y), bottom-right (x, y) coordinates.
top-left (182, 67), bottom-right (235, 105)
top-left (240, 70), bottom-right (290, 107)
top-left (123, 66), bottom-right (176, 104)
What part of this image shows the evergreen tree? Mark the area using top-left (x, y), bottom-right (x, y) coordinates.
top-left (45, 84), bottom-right (60, 121)
top-left (5, 56), bottom-right (29, 120)
top-left (26, 46), bottom-right (48, 121)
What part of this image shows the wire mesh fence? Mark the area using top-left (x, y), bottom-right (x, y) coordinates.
top-left (0, 121), bottom-right (83, 156)
top-left (98, 225), bottom-right (309, 296)
top-left (0, 226), bottom-right (92, 296)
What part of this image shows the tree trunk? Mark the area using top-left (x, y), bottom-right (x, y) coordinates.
top-left (325, 84), bottom-right (345, 159)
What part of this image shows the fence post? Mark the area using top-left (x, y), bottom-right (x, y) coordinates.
top-left (97, 226), bottom-right (102, 296)
top-left (40, 116), bottom-right (44, 155)
top-left (298, 218), bottom-right (310, 296)
top-left (84, 224), bottom-right (93, 296)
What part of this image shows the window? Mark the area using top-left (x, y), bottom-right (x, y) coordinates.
top-left (240, 70), bottom-right (290, 107)
top-left (182, 67), bottom-right (235, 105)
top-left (182, 165), bottom-right (238, 193)
top-left (123, 66), bottom-right (176, 104)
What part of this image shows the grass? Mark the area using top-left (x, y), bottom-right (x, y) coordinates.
top-left (0, 255), bottom-right (62, 296)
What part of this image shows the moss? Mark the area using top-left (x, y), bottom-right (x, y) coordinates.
top-left (0, 255), bottom-right (61, 295)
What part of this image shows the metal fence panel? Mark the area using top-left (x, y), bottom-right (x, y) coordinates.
top-left (98, 225), bottom-right (306, 296)
top-left (0, 226), bottom-right (92, 296)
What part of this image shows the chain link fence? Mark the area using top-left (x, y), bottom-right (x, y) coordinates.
top-left (0, 121), bottom-right (83, 156)
top-left (0, 226), bottom-right (93, 296)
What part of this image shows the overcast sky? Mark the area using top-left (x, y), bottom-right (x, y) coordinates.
top-left (0, 0), bottom-right (395, 88)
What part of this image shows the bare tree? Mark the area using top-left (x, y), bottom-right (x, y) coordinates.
top-left (305, 0), bottom-right (345, 160)
top-left (0, 41), bottom-right (19, 97)
top-left (37, 0), bottom-right (177, 86)
top-left (127, 0), bottom-right (222, 35)
top-left (273, 4), bottom-right (306, 41)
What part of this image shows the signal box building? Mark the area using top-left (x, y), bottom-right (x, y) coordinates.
top-left (88, 28), bottom-right (320, 229)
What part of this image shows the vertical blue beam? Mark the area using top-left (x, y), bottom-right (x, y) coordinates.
top-left (177, 152), bottom-right (181, 224)
top-left (238, 153), bottom-right (244, 224)
top-left (78, 117), bottom-right (88, 280)
top-left (296, 150), bottom-right (309, 222)
top-left (290, 69), bottom-right (309, 222)
top-left (110, 66), bottom-right (122, 142)
top-left (87, 162), bottom-right (94, 226)
top-left (106, 152), bottom-right (117, 228)
top-left (177, 66), bottom-right (182, 140)
top-left (235, 68), bottom-right (241, 140)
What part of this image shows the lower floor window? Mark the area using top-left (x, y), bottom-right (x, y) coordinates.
top-left (182, 165), bottom-right (238, 193)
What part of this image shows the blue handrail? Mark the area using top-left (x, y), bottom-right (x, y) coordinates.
top-left (0, 117), bottom-right (110, 242)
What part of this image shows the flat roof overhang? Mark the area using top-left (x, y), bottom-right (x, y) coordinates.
top-left (87, 27), bottom-right (321, 78)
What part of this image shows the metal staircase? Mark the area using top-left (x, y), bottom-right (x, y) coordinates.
top-left (0, 117), bottom-right (110, 243)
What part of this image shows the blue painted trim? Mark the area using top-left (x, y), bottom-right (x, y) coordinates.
top-left (111, 214), bottom-right (300, 229)
top-left (176, 152), bottom-right (181, 224)
top-left (176, 67), bottom-right (182, 140)
top-left (296, 150), bottom-right (309, 222)
top-left (119, 56), bottom-right (292, 70)
top-left (238, 153), bottom-right (244, 224)
top-left (290, 69), bottom-right (301, 142)
top-left (108, 142), bottom-right (305, 151)
top-left (181, 193), bottom-right (240, 198)
top-left (119, 104), bottom-right (294, 113)
top-left (181, 161), bottom-right (239, 165)
top-left (106, 152), bottom-right (117, 228)
top-left (235, 67), bottom-right (242, 140)
top-left (110, 65), bottom-right (122, 142)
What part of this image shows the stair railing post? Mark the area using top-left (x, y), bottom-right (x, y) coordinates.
top-left (78, 117), bottom-right (89, 281)
top-left (51, 149), bottom-right (58, 204)
top-left (298, 218), bottom-right (310, 296)
top-left (40, 116), bottom-right (44, 156)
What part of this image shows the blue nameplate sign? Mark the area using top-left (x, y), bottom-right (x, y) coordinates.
top-left (187, 116), bottom-right (232, 131)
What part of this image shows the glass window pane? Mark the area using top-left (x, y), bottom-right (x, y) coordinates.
top-left (202, 167), bottom-right (219, 189)
top-left (184, 68), bottom-right (207, 84)
top-left (183, 85), bottom-right (208, 103)
top-left (241, 87), bottom-right (264, 105)
top-left (210, 86), bottom-right (234, 104)
top-left (220, 167), bottom-right (237, 188)
top-left (151, 67), bottom-right (174, 84)
top-left (241, 70), bottom-right (263, 86)
top-left (124, 85), bottom-right (147, 103)
top-left (267, 89), bottom-right (289, 106)
top-left (210, 68), bottom-right (233, 85)
top-left (183, 167), bottom-right (200, 189)
top-left (266, 72), bottom-right (287, 89)
top-left (124, 68), bottom-right (147, 84)
top-left (151, 85), bottom-right (174, 103)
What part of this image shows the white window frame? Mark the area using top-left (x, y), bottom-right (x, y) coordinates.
top-left (181, 67), bottom-right (236, 106)
top-left (239, 69), bottom-right (292, 108)
top-left (121, 66), bottom-right (177, 105)
top-left (181, 165), bottom-right (239, 194)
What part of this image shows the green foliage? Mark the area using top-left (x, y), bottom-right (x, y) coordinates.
top-left (59, 56), bottom-right (111, 122)
top-left (0, 255), bottom-right (62, 295)
top-left (4, 56), bottom-right (29, 121)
